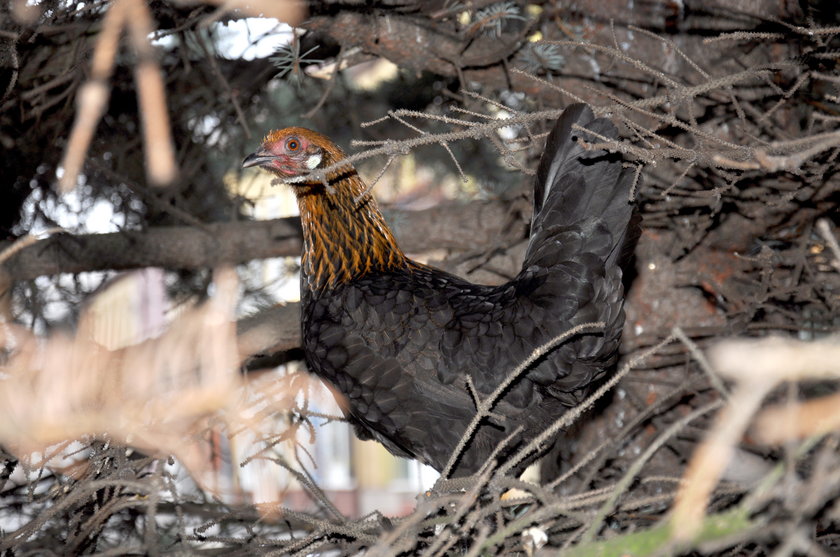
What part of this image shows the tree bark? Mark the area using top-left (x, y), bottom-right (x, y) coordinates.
top-left (237, 303), bottom-right (301, 361)
top-left (2, 198), bottom-right (526, 282)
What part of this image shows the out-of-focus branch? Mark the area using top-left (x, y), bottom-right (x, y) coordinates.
top-left (203, 0), bottom-right (304, 23)
top-left (0, 269), bottom-right (242, 479)
top-left (58, 0), bottom-right (127, 191)
top-left (125, 0), bottom-right (176, 185)
top-left (237, 303), bottom-right (301, 359)
top-left (58, 0), bottom-right (303, 192)
top-left (672, 335), bottom-right (840, 542)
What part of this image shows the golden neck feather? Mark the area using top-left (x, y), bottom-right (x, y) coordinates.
top-left (293, 154), bottom-right (408, 291)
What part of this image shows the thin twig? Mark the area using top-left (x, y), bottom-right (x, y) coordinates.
top-left (440, 321), bottom-right (606, 479)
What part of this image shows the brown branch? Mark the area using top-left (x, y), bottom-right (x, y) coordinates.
top-left (58, 0), bottom-right (127, 192)
top-left (1, 199), bottom-right (522, 282)
top-left (125, 0), bottom-right (176, 185)
top-left (237, 303), bottom-right (301, 358)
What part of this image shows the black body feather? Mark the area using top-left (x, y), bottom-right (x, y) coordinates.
top-left (299, 104), bottom-right (637, 477)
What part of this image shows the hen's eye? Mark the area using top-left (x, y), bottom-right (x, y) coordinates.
top-left (286, 138), bottom-right (300, 151)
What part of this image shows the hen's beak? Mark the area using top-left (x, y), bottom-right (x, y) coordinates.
top-left (242, 149), bottom-right (277, 169)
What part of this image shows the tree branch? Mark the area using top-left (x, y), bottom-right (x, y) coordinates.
top-left (237, 303), bottom-right (301, 360)
top-left (2, 199), bottom-right (524, 282)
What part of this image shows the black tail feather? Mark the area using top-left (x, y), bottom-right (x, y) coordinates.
top-left (526, 104), bottom-right (638, 273)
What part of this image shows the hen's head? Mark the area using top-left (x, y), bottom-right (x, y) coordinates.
top-left (242, 127), bottom-right (344, 179)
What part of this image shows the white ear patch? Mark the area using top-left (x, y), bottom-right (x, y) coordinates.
top-left (305, 153), bottom-right (322, 169)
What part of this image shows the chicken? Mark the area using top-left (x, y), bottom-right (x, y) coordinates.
top-left (242, 104), bottom-right (637, 477)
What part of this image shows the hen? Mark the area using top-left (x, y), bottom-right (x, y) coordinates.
top-left (243, 104), bottom-right (636, 477)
